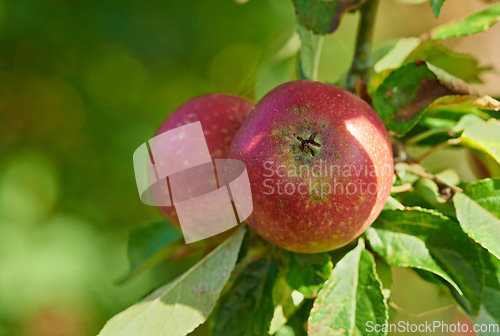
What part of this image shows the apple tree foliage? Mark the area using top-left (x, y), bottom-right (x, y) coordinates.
top-left (99, 1), bottom-right (500, 335)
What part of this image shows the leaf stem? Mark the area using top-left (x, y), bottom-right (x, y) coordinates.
top-left (344, 0), bottom-right (379, 92)
top-left (310, 36), bottom-right (324, 81)
top-left (390, 183), bottom-right (413, 194)
top-left (400, 162), bottom-right (463, 194)
top-left (404, 127), bottom-right (452, 146)
top-left (416, 138), bottom-right (462, 162)
top-left (297, 25), bottom-right (324, 81)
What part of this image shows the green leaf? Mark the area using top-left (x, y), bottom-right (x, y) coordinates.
top-left (374, 37), bottom-right (421, 73)
top-left (430, 4), bottom-right (500, 40)
top-left (274, 325), bottom-right (296, 336)
top-left (414, 178), bottom-right (448, 205)
top-left (406, 40), bottom-right (483, 83)
top-left (430, 0), bottom-right (446, 17)
top-left (292, 0), bottom-right (365, 35)
top-left (482, 248), bottom-right (500, 310)
top-left (417, 95), bottom-right (499, 134)
top-left (426, 62), bottom-right (480, 96)
top-left (212, 257), bottom-right (279, 336)
top-left (472, 248), bottom-right (500, 335)
top-left (297, 24), bottom-right (324, 80)
top-left (454, 178), bottom-right (500, 260)
top-left (371, 39), bottom-right (399, 65)
top-left (424, 95), bottom-right (499, 118)
top-left (365, 208), bottom-right (483, 314)
top-left (452, 114), bottom-right (485, 132)
top-left (374, 60), bottom-right (495, 137)
top-left (280, 299), bottom-right (313, 336)
top-left (98, 227), bottom-right (246, 336)
top-left (372, 62), bottom-right (445, 136)
top-left (376, 39), bottom-right (488, 85)
top-left (367, 69), bottom-right (392, 98)
top-left (286, 252), bottom-right (332, 298)
top-left (461, 119), bottom-right (500, 165)
top-left (308, 240), bottom-right (388, 336)
top-left (474, 151), bottom-right (500, 179)
top-left (460, 178), bottom-right (500, 216)
top-left (270, 274), bottom-right (304, 335)
top-left (117, 220), bottom-right (183, 283)
top-left (384, 196), bottom-right (405, 210)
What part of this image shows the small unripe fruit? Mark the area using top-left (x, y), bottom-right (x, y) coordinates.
top-left (229, 80), bottom-right (393, 253)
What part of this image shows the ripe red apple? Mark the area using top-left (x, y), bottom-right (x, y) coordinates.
top-left (154, 94), bottom-right (254, 228)
top-left (228, 80), bottom-right (393, 253)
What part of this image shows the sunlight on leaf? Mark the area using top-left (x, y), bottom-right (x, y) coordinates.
top-left (269, 275), bottom-right (304, 334)
top-left (98, 227), bottom-right (246, 336)
top-left (407, 40), bottom-right (484, 83)
top-left (426, 63), bottom-right (481, 96)
top-left (374, 37), bottom-right (421, 73)
top-left (430, 4), bottom-right (500, 39)
top-left (286, 252), bottom-right (332, 298)
top-left (308, 239), bottom-right (388, 336)
top-left (366, 208), bottom-right (483, 314)
top-left (297, 24), bottom-right (324, 80)
top-left (454, 178), bottom-right (500, 260)
top-left (212, 256), bottom-right (279, 336)
top-left (461, 119), bottom-right (500, 165)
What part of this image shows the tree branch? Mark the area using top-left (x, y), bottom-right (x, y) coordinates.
top-left (344, 0), bottom-right (379, 92)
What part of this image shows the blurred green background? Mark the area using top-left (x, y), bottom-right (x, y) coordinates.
top-left (0, 0), bottom-right (498, 335)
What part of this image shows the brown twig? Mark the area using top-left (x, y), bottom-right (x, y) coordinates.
top-left (400, 162), bottom-right (463, 194)
top-left (389, 301), bottom-right (458, 318)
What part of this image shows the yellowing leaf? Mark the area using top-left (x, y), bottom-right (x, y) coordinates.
top-left (461, 119), bottom-right (500, 164)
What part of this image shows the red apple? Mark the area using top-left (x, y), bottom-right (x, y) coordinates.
top-left (452, 312), bottom-right (476, 336)
top-left (154, 94), bottom-right (254, 228)
top-left (228, 80), bottom-right (393, 253)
